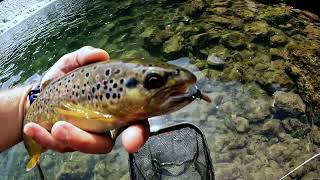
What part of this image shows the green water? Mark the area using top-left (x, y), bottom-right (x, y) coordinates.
top-left (1, 0), bottom-right (320, 179)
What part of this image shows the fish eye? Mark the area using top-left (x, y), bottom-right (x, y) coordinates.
top-left (144, 73), bottom-right (165, 90)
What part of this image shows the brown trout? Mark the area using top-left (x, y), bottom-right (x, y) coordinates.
top-left (23, 58), bottom-right (210, 171)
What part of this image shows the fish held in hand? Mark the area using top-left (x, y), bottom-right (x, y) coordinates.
top-left (23, 58), bottom-right (210, 171)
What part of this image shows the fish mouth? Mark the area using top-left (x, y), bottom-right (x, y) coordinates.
top-left (166, 85), bottom-right (212, 103)
top-left (148, 83), bottom-right (211, 117)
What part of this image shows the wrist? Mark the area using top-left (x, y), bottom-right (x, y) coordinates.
top-left (0, 84), bottom-right (33, 151)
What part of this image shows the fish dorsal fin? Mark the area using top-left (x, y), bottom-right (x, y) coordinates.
top-left (55, 102), bottom-right (116, 123)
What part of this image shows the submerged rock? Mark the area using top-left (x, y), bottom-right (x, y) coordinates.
top-left (56, 154), bottom-right (91, 179)
top-left (262, 119), bottom-right (281, 136)
top-left (140, 27), bottom-right (173, 50)
top-left (272, 91), bottom-right (306, 119)
top-left (270, 33), bottom-right (289, 47)
top-left (310, 127), bottom-right (320, 145)
top-left (189, 30), bottom-right (221, 48)
top-left (207, 54), bottom-right (225, 70)
top-left (207, 45), bottom-right (231, 60)
top-left (205, 15), bottom-right (242, 29)
top-left (209, 7), bottom-right (228, 15)
top-left (255, 61), bottom-right (294, 94)
top-left (257, 6), bottom-right (292, 25)
top-left (282, 118), bottom-right (310, 137)
top-left (192, 59), bottom-right (207, 70)
top-left (244, 21), bottom-right (269, 36)
top-left (234, 116), bottom-right (250, 133)
top-left (221, 31), bottom-right (247, 49)
top-left (270, 48), bottom-right (289, 60)
top-left (184, 0), bottom-right (206, 17)
top-left (163, 34), bottom-right (184, 54)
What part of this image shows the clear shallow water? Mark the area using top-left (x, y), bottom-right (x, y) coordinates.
top-left (0, 0), bottom-right (320, 179)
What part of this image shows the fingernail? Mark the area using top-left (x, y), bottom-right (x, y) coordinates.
top-left (24, 123), bottom-right (35, 138)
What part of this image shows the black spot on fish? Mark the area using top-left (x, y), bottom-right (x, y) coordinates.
top-left (118, 94), bottom-right (120, 99)
top-left (86, 72), bottom-right (89, 77)
top-left (109, 88), bottom-right (112, 92)
top-left (95, 95), bottom-right (98, 99)
top-left (115, 69), bottom-right (120, 74)
top-left (100, 95), bottom-right (103, 100)
top-left (119, 87), bottom-right (123, 92)
top-left (84, 83), bottom-right (87, 87)
top-left (72, 91), bottom-right (74, 95)
top-left (113, 83), bottom-right (117, 88)
top-left (65, 85), bottom-right (67, 88)
top-left (94, 66), bottom-right (97, 69)
top-left (110, 79), bottom-right (113, 83)
top-left (148, 64), bottom-right (153, 67)
top-left (76, 92), bottom-right (78, 97)
top-left (106, 93), bottom-right (110, 99)
top-left (125, 78), bottom-right (138, 88)
top-left (103, 80), bottom-right (108, 85)
top-left (72, 74), bottom-right (75, 77)
top-left (96, 84), bottom-right (100, 90)
top-left (59, 82), bottom-right (62, 86)
top-left (81, 69), bottom-right (84, 73)
top-left (92, 87), bottom-right (96, 94)
top-left (88, 96), bottom-right (91, 100)
top-left (77, 85), bottom-right (80, 89)
top-left (73, 85), bottom-right (76, 88)
top-left (142, 69), bottom-right (146, 74)
top-left (82, 89), bottom-right (85, 94)
top-left (112, 94), bottom-right (117, 99)
top-left (105, 69), bottom-right (110, 76)
top-left (104, 85), bottom-right (108, 90)
top-left (120, 79), bottom-right (124, 84)
top-left (68, 79), bottom-right (71, 83)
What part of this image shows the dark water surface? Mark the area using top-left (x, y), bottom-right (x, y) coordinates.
top-left (1, 0), bottom-right (320, 179)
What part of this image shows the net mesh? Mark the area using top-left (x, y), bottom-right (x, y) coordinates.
top-left (129, 124), bottom-right (214, 180)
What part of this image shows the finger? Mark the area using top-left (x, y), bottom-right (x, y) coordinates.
top-left (60, 46), bottom-right (110, 72)
top-left (121, 122), bottom-right (150, 153)
top-left (41, 46), bottom-right (109, 85)
top-left (51, 121), bottom-right (114, 154)
top-left (23, 123), bottom-right (72, 152)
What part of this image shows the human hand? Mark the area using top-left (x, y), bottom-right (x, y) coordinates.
top-left (23, 46), bottom-right (150, 154)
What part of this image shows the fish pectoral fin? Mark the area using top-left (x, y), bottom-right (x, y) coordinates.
top-left (111, 126), bottom-right (127, 141)
top-left (55, 102), bottom-right (115, 123)
top-left (26, 154), bottom-right (41, 171)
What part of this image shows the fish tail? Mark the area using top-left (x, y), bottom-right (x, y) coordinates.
top-left (26, 154), bottom-right (41, 171)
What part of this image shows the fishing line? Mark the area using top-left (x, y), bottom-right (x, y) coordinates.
top-left (279, 152), bottom-right (320, 180)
